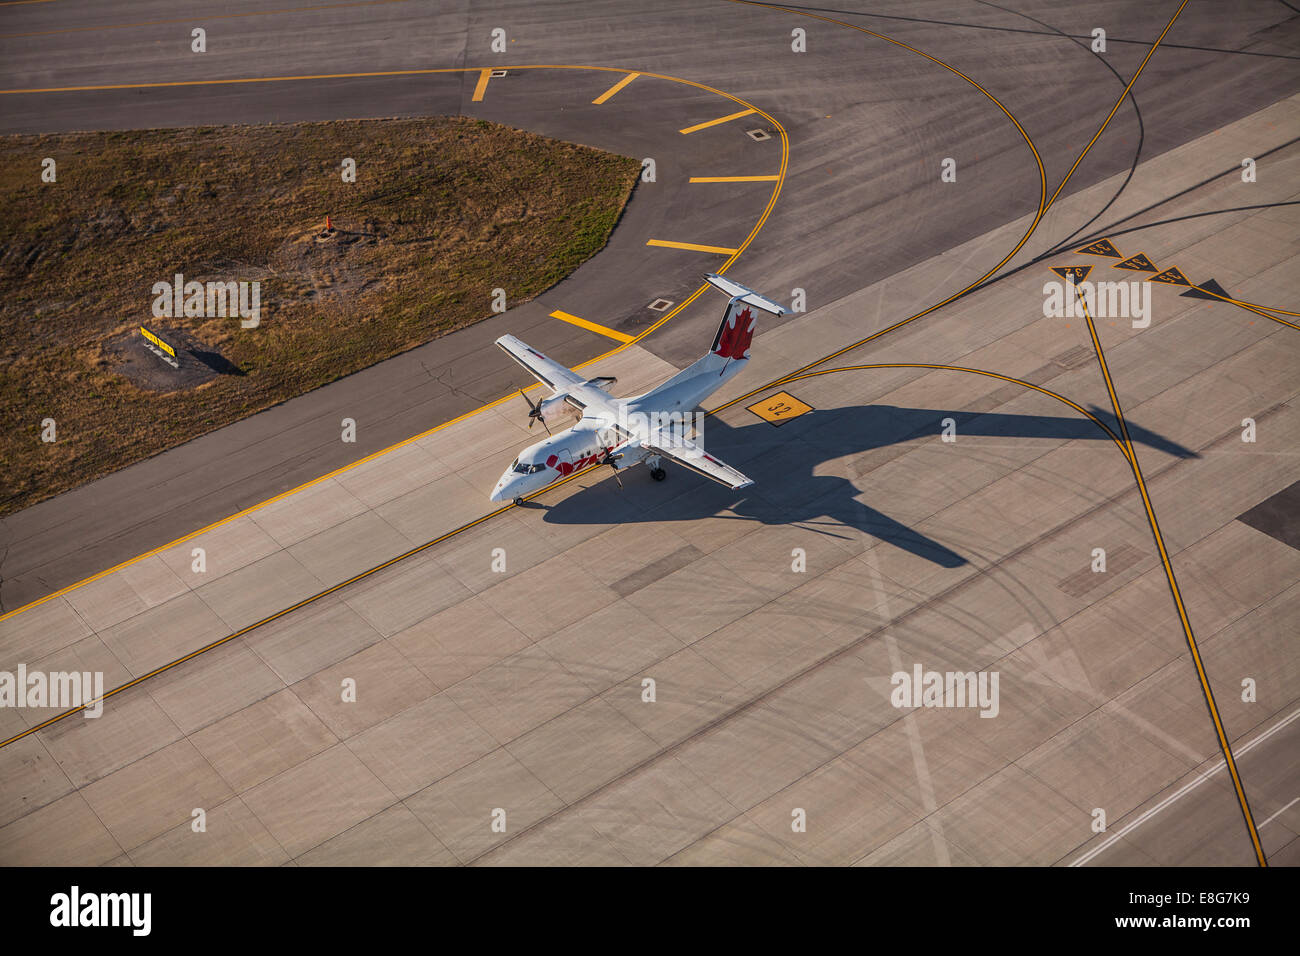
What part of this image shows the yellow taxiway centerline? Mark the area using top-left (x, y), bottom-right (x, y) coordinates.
top-left (1200, 289), bottom-right (1300, 328)
top-left (1072, 285), bottom-right (1269, 868)
top-left (471, 68), bottom-right (491, 102)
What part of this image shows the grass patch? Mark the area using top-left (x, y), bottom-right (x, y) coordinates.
top-left (0, 116), bottom-right (640, 515)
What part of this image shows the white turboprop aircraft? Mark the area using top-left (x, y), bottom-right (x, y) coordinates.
top-left (490, 274), bottom-right (787, 504)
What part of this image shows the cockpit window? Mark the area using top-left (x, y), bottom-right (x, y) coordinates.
top-left (513, 461), bottom-right (545, 474)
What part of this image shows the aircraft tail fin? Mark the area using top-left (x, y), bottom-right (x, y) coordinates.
top-left (636, 275), bottom-right (786, 403)
top-left (701, 273), bottom-right (786, 374)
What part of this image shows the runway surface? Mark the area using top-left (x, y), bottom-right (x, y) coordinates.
top-left (0, 0), bottom-right (1297, 866)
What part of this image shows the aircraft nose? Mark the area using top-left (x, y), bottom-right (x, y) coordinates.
top-left (490, 472), bottom-right (519, 503)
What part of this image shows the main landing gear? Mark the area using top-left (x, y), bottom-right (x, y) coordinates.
top-left (646, 454), bottom-right (667, 482)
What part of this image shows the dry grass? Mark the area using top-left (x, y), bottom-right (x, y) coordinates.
top-left (0, 117), bottom-right (639, 515)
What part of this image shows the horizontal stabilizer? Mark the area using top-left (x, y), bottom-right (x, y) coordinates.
top-left (704, 273), bottom-right (787, 315)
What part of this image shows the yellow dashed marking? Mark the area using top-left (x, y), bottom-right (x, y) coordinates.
top-left (592, 71), bottom-right (639, 104)
top-left (548, 310), bottom-right (634, 343)
top-left (688, 174), bottom-right (780, 183)
top-left (678, 108), bottom-right (755, 134)
top-left (646, 239), bottom-right (739, 255)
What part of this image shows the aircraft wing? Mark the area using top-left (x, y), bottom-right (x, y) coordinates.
top-left (496, 334), bottom-right (586, 392)
top-left (643, 429), bottom-right (754, 490)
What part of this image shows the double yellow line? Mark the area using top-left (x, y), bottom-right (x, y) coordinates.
top-left (1073, 285), bottom-right (1268, 867)
top-left (0, 469), bottom-right (591, 749)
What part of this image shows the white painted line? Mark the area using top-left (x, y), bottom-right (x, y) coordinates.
top-left (1070, 705), bottom-right (1300, 866)
top-left (1258, 796), bottom-right (1299, 829)
top-left (866, 554), bottom-right (951, 866)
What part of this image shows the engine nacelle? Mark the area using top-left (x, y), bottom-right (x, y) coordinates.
top-left (537, 393), bottom-right (581, 426)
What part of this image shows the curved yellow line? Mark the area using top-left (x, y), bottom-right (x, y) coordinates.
top-left (1205, 290), bottom-right (1300, 327)
top-left (720, 0), bottom-right (1189, 389)
top-left (728, 364), bottom-right (1132, 464)
top-left (722, 0), bottom-right (1048, 375)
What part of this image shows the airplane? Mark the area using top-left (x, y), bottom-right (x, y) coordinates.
top-left (489, 274), bottom-right (787, 504)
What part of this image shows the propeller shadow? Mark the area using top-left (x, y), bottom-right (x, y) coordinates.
top-left (540, 403), bottom-right (1198, 568)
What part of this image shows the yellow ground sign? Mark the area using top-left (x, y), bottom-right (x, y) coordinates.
top-left (747, 390), bottom-right (813, 426)
top-left (139, 326), bottom-right (175, 357)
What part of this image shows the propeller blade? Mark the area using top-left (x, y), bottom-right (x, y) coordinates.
top-left (520, 387), bottom-right (549, 432)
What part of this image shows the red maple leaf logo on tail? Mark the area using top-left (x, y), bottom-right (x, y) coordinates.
top-left (713, 306), bottom-right (755, 360)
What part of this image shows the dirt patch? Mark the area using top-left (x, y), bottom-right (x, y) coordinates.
top-left (0, 117), bottom-right (639, 514)
top-left (101, 325), bottom-right (239, 393)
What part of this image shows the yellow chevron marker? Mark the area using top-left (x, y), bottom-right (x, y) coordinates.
top-left (678, 108), bottom-right (756, 135)
top-left (646, 239), bottom-right (739, 255)
top-left (549, 310), bottom-right (634, 343)
top-left (593, 72), bottom-right (639, 104)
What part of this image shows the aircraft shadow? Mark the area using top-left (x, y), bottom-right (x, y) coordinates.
top-left (539, 403), bottom-right (1198, 568)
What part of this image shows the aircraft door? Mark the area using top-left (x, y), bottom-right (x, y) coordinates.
top-left (552, 446), bottom-right (575, 475)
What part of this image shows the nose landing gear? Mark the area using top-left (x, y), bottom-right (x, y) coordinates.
top-left (646, 454), bottom-right (667, 482)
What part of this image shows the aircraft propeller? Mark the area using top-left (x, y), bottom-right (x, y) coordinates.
top-left (519, 388), bottom-right (551, 435)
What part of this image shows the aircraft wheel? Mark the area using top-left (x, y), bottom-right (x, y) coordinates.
top-left (513, 496), bottom-right (524, 506)
top-left (650, 468), bottom-right (667, 481)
